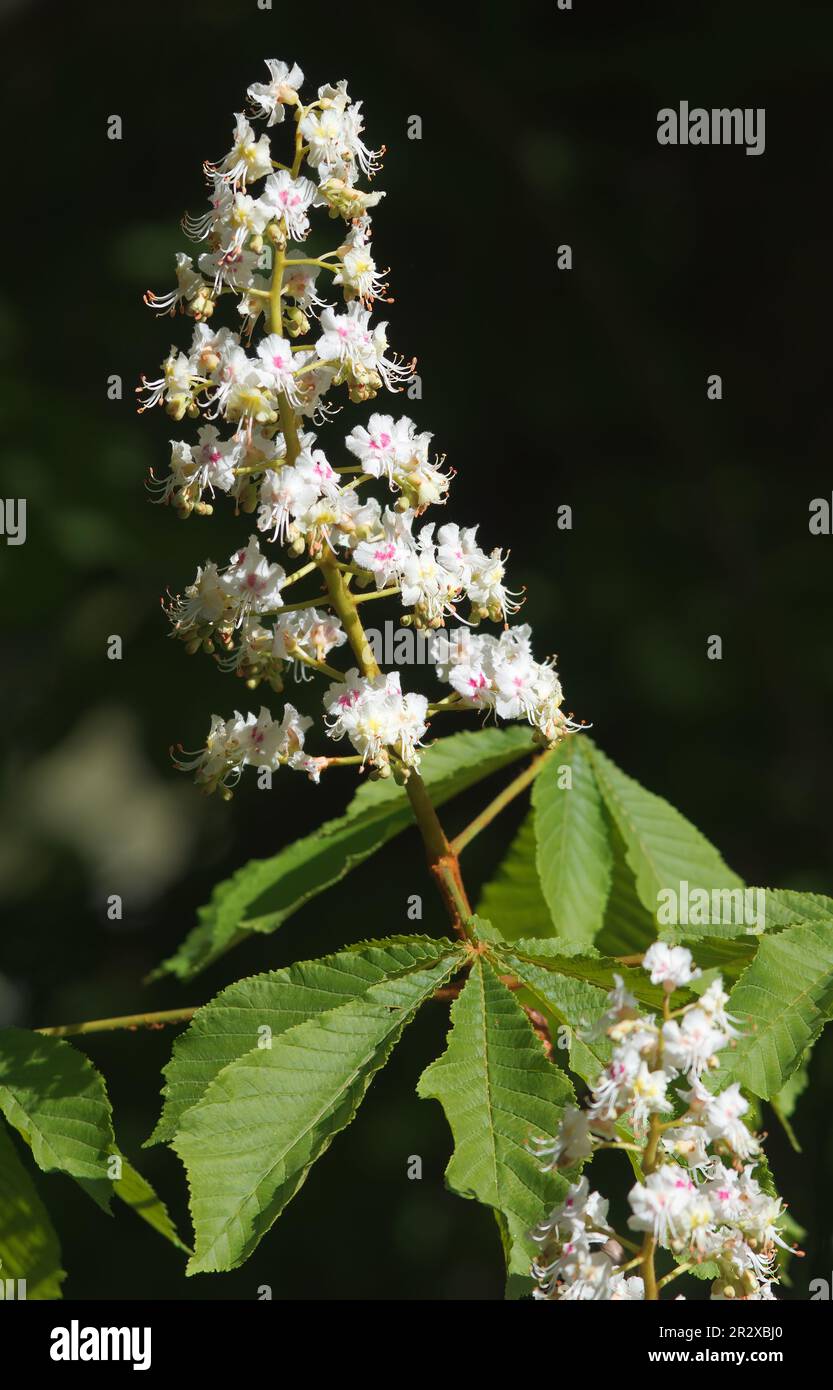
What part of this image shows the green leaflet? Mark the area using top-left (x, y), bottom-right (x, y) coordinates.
top-left (0, 1122), bottom-right (65, 1299)
top-left (759, 888), bottom-right (833, 929)
top-left (771, 1044), bottom-right (811, 1142)
top-left (112, 1157), bottom-right (191, 1253)
top-left (0, 1029), bottom-right (114, 1193)
top-left (531, 738), bottom-right (612, 947)
top-left (586, 740), bottom-right (743, 932)
top-left (491, 947), bottom-right (611, 1086)
top-left (149, 936), bottom-right (460, 1145)
top-left (417, 957), bottom-right (573, 1284)
top-left (715, 923), bottom-right (833, 1099)
top-left (595, 817), bottom-right (658, 956)
top-left (502, 939), bottom-right (667, 1011)
top-left (476, 812), bottom-right (551, 940)
top-left (0, 1030), bottom-right (188, 1255)
top-left (175, 945), bottom-right (464, 1273)
top-left (154, 725), bottom-right (534, 981)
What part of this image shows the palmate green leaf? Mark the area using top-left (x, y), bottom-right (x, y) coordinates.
top-left (155, 725), bottom-right (534, 981)
top-left (715, 924), bottom-right (833, 1099)
top-left (149, 936), bottom-right (457, 1146)
top-left (417, 956), bottom-right (573, 1284)
top-left (586, 740), bottom-right (743, 932)
top-left (531, 737), bottom-right (612, 947)
top-left (0, 1029), bottom-right (113, 1192)
top-left (175, 944), bottom-right (464, 1273)
top-left (476, 812), bottom-right (551, 939)
top-left (0, 1122), bottom-right (65, 1299)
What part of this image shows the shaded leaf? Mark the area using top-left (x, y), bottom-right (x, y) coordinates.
top-left (155, 726), bottom-right (533, 981)
top-left (113, 1156), bottom-right (191, 1253)
top-left (0, 1030), bottom-right (113, 1192)
top-left (0, 1122), bottom-right (65, 1299)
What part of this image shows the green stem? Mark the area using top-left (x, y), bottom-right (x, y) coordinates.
top-left (290, 649), bottom-right (345, 681)
top-left (658, 1263), bottom-right (692, 1290)
top-left (638, 998), bottom-right (670, 1300)
top-left (36, 1008), bottom-right (197, 1039)
top-left (352, 586), bottom-right (400, 604)
top-left (451, 747), bottom-right (553, 855)
top-left (318, 558), bottom-right (474, 940)
top-left (320, 561), bottom-right (380, 676)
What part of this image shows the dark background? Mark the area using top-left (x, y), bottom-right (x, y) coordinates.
top-left (1, 0), bottom-right (832, 1298)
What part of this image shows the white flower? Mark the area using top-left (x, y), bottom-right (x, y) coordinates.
top-left (698, 976), bottom-right (742, 1038)
top-left (316, 302), bottom-right (375, 370)
top-left (530, 1105), bottom-right (594, 1170)
top-left (589, 973), bottom-right (641, 1037)
top-left (206, 113), bottom-right (273, 187)
top-left (552, 1250), bottom-right (616, 1301)
top-left (247, 59), bottom-right (303, 126)
top-left (137, 348), bottom-right (194, 415)
top-left (344, 414), bottom-right (419, 478)
top-left (333, 226), bottom-right (387, 302)
top-left (300, 83), bottom-right (382, 185)
top-left (300, 105), bottom-right (346, 175)
top-left (297, 487), bottom-right (381, 554)
top-left (628, 1060), bottom-right (674, 1131)
top-left (642, 942), bottom-right (701, 991)
top-left (588, 1046), bottom-right (642, 1121)
top-left (323, 669), bottom-right (428, 769)
top-left (258, 171), bottom-right (320, 241)
top-left (173, 712), bottom-right (248, 793)
top-left (609, 1273), bottom-right (645, 1300)
top-left (352, 507), bottom-right (414, 587)
top-left (273, 608), bottom-right (346, 663)
top-left (702, 1083), bottom-right (760, 1160)
top-left (281, 261), bottom-right (327, 313)
top-left (167, 561), bottom-right (232, 637)
top-left (661, 1124), bottom-right (712, 1173)
top-left (532, 1178), bottom-right (612, 1246)
top-left (399, 523), bottom-right (461, 623)
top-left (221, 535), bottom-right (286, 620)
top-left (174, 702), bottom-right (312, 794)
top-left (627, 1167), bottom-right (699, 1246)
top-left (436, 523), bottom-right (521, 620)
top-left (255, 333), bottom-right (299, 395)
top-left (143, 252), bottom-right (207, 317)
top-left (191, 425), bottom-right (238, 491)
top-left (662, 1007), bottom-right (728, 1078)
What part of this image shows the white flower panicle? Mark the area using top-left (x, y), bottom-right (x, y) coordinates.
top-left (142, 62), bottom-right (579, 791)
top-left (529, 945), bottom-right (795, 1301)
